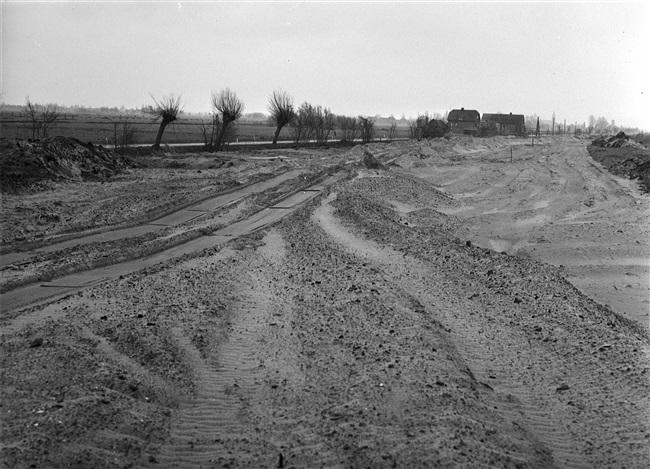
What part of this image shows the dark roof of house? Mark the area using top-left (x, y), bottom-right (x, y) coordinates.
top-left (482, 113), bottom-right (525, 125)
top-left (448, 108), bottom-right (480, 122)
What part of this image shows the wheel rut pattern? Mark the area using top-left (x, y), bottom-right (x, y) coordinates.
top-left (312, 191), bottom-right (645, 468)
top-left (154, 262), bottom-right (273, 467)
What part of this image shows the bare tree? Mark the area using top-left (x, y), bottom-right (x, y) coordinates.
top-left (290, 102), bottom-right (317, 144)
top-left (595, 116), bottom-right (609, 133)
top-left (408, 112), bottom-right (430, 140)
top-left (588, 115), bottom-right (597, 134)
top-left (288, 102), bottom-right (335, 145)
top-left (268, 90), bottom-right (295, 145)
top-left (211, 88), bottom-right (244, 152)
top-left (358, 116), bottom-right (376, 144)
top-left (24, 98), bottom-right (42, 139)
top-left (314, 106), bottom-right (335, 144)
top-left (199, 113), bottom-right (221, 151)
top-left (112, 118), bottom-right (138, 155)
top-left (416, 112), bottom-right (431, 139)
top-left (408, 119), bottom-right (418, 139)
top-left (336, 115), bottom-right (359, 142)
top-left (23, 97), bottom-right (61, 139)
top-left (524, 114), bottom-right (538, 131)
top-left (143, 93), bottom-right (182, 151)
top-left (387, 122), bottom-right (398, 140)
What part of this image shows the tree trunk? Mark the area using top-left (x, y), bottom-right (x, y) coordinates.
top-left (214, 118), bottom-right (233, 152)
top-left (152, 119), bottom-right (170, 151)
top-left (272, 124), bottom-right (284, 145)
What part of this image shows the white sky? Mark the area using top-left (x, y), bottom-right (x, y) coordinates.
top-left (2, 1), bottom-right (649, 129)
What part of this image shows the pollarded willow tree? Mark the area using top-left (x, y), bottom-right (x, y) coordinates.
top-left (211, 88), bottom-right (244, 152)
top-left (143, 93), bottom-right (183, 151)
top-left (267, 90), bottom-right (295, 145)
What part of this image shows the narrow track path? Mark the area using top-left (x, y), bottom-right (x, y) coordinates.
top-left (0, 170), bottom-right (305, 267)
top-left (0, 171), bottom-right (347, 316)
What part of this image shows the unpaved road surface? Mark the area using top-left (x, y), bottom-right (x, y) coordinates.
top-left (1, 138), bottom-right (649, 468)
top-left (391, 136), bottom-right (649, 326)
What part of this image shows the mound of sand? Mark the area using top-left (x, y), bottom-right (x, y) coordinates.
top-left (0, 137), bottom-right (136, 192)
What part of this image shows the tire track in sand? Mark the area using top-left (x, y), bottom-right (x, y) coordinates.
top-left (153, 231), bottom-right (339, 468)
top-left (313, 192), bottom-right (592, 468)
top-left (153, 246), bottom-right (273, 468)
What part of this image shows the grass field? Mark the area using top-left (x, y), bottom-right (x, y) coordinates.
top-left (0, 111), bottom-right (411, 148)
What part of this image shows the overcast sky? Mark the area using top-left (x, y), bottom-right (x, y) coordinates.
top-left (2, 1), bottom-right (649, 129)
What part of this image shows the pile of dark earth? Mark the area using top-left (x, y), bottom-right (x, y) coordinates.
top-left (587, 132), bottom-right (650, 192)
top-left (0, 137), bottom-right (137, 193)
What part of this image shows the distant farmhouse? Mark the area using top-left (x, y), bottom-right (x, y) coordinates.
top-left (482, 113), bottom-right (525, 136)
top-left (448, 108), bottom-right (526, 136)
top-left (447, 108), bottom-right (481, 136)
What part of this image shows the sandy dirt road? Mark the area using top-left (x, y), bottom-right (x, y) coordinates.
top-left (394, 137), bottom-right (649, 327)
top-left (1, 138), bottom-right (648, 468)
top-left (0, 170), bottom-right (346, 313)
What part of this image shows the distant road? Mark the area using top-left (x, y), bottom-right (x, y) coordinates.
top-left (107, 138), bottom-right (409, 150)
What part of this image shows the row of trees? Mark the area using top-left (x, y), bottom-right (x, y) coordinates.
top-left (143, 89), bottom-right (247, 151)
top-left (588, 115), bottom-right (616, 134)
top-left (22, 93), bottom-right (635, 150)
top-left (146, 89), bottom-right (381, 151)
top-left (524, 113), bottom-right (628, 135)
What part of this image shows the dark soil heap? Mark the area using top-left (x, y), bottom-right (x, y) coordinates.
top-left (361, 149), bottom-right (386, 170)
top-left (588, 133), bottom-right (650, 192)
top-left (591, 131), bottom-right (645, 149)
top-left (0, 137), bottom-right (136, 192)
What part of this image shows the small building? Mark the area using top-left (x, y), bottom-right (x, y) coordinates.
top-left (424, 119), bottom-right (448, 139)
top-left (447, 108), bottom-right (481, 135)
top-left (481, 113), bottom-right (525, 136)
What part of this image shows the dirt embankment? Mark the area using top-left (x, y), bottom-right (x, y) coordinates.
top-left (588, 132), bottom-right (650, 192)
top-left (0, 137), bottom-right (137, 193)
top-left (2, 162), bottom-right (648, 468)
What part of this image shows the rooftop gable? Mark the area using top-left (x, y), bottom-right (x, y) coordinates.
top-left (448, 108), bottom-right (480, 122)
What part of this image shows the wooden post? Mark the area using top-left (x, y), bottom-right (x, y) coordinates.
top-left (510, 147), bottom-right (513, 162)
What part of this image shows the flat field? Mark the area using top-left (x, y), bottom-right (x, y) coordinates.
top-left (1, 136), bottom-right (648, 468)
top-left (0, 111), bottom-right (411, 147)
